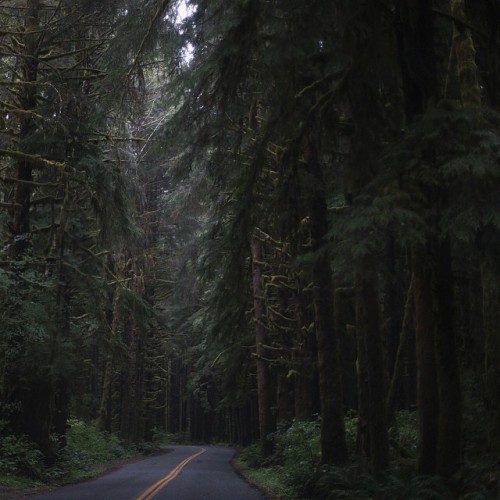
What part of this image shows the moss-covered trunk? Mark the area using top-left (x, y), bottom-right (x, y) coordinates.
top-left (251, 235), bottom-right (274, 457)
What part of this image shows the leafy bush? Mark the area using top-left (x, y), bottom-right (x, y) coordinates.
top-left (237, 443), bottom-right (264, 469)
top-left (272, 419), bottom-right (321, 491)
top-left (0, 419), bottom-right (154, 486)
top-left (0, 435), bottom-right (44, 479)
top-left (315, 463), bottom-right (458, 499)
top-left (315, 463), bottom-right (380, 499)
top-left (150, 428), bottom-right (189, 446)
top-left (344, 412), bottom-right (359, 456)
top-left (238, 411), bottom-right (497, 499)
top-left (389, 410), bottom-right (419, 458)
top-left (64, 419), bottom-right (132, 464)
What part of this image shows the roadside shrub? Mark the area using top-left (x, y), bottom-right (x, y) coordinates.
top-left (238, 443), bottom-right (263, 469)
top-left (0, 435), bottom-right (44, 478)
top-left (150, 428), bottom-right (188, 446)
top-left (46, 419), bottom-right (140, 482)
top-left (273, 419), bottom-right (321, 490)
top-left (65, 419), bottom-right (129, 463)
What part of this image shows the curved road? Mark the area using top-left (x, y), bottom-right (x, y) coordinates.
top-left (31, 446), bottom-right (267, 500)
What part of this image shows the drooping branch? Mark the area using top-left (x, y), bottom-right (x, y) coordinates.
top-left (0, 149), bottom-right (65, 169)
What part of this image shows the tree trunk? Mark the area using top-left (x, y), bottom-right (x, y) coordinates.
top-left (413, 250), bottom-right (439, 475)
top-left (434, 237), bottom-right (461, 477)
top-left (356, 254), bottom-right (389, 473)
top-left (355, 314), bottom-right (370, 458)
top-left (387, 274), bottom-right (415, 416)
top-left (306, 145), bottom-right (347, 466)
top-left (414, 239), bottom-right (461, 478)
top-left (251, 235), bottom-right (274, 456)
top-left (277, 375), bottom-right (293, 423)
top-left (9, 0), bottom-right (39, 259)
top-left (276, 276), bottom-right (294, 423)
top-left (480, 246), bottom-right (500, 452)
top-left (97, 285), bottom-right (121, 432)
top-left (293, 279), bottom-right (316, 420)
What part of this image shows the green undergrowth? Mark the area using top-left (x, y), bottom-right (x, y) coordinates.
top-left (235, 413), bottom-right (499, 499)
top-left (0, 419), bottom-right (160, 491)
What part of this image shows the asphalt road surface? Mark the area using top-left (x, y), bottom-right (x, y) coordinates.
top-left (31, 445), bottom-right (267, 500)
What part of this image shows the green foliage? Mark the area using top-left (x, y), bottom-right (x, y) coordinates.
top-left (0, 435), bottom-right (44, 479)
top-left (239, 412), bottom-right (498, 498)
top-left (78, 155), bottom-right (138, 248)
top-left (64, 419), bottom-right (134, 464)
top-left (0, 420), bottom-right (145, 487)
top-left (237, 443), bottom-right (264, 469)
top-left (315, 463), bottom-right (380, 499)
top-left (344, 412), bottom-right (359, 457)
top-left (47, 419), bottom-right (156, 483)
top-left (382, 106), bottom-right (500, 243)
top-left (237, 443), bottom-right (296, 499)
top-left (389, 410), bottom-right (419, 459)
top-left (150, 427), bottom-right (190, 446)
top-left (237, 419), bottom-right (322, 498)
top-left (333, 105), bottom-right (500, 268)
top-left (272, 419), bottom-right (321, 489)
top-left (314, 463), bottom-right (461, 499)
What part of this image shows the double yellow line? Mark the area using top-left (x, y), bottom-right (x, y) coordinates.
top-left (137, 447), bottom-right (207, 500)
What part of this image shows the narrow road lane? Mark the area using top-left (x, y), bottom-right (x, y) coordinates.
top-left (31, 446), bottom-right (266, 500)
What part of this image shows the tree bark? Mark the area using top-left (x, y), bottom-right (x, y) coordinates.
top-left (413, 250), bottom-right (439, 476)
top-left (356, 254), bottom-right (389, 473)
top-left (293, 279), bottom-right (316, 420)
top-left (251, 235), bottom-right (274, 457)
top-left (413, 238), bottom-right (461, 478)
top-left (480, 245), bottom-right (500, 452)
top-left (306, 145), bottom-right (347, 466)
top-left (434, 237), bottom-right (461, 477)
top-left (9, 0), bottom-right (39, 259)
top-left (386, 274), bottom-right (415, 416)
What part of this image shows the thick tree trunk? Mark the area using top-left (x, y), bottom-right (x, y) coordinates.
top-left (306, 149), bottom-right (347, 465)
top-left (293, 280), bottom-right (316, 420)
top-left (97, 285), bottom-right (121, 432)
top-left (6, 0), bottom-right (58, 460)
top-left (251, 235), bottom-right (274, 456)
top-left (413, 249), bottom-right (439, 475)
top-left (276, 281), bottom-right (294, 423)
top-left (97, 358), bottom-right (114, 432)
top-left (413, 251), bottom-right (439, 475)
top-left (356, 254), bottom-right (389, 473)
top-left (277, 374), bottom-right (294, 423)
top-left (414, 239), bottom-right (461, 478)
top-left (355, 312), bottom-right (370, 458)
top-left (312, 247), bottom-right (348, 465)
top-left (480, 247), bottom-right (500, 452)
top-left (334, 287), bottom-right (357, 412)
top-left (386, 274), bottom-right (415, 416)
top-left (396, 0), bottom-right (464, 478)
top-left (434, 237), bottom-right (461, 477)
top-left (9, 0), bottom-right (39, 259)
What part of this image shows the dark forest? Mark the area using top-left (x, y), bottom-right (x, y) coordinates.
top-left (1, 1), bottom-right (499, 498)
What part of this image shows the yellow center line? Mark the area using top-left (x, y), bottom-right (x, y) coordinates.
top-left (136, 447), bottom-right (207, 500)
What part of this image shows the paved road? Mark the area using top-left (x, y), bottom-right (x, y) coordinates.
top-left (30, 446), bottom-right (267, 500)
